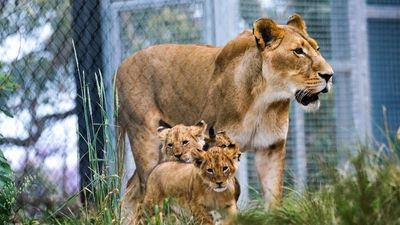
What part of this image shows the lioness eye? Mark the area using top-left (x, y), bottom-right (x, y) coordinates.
top-left (182, 140), bottom-right (189, 145)
top-left (222, 166), bottom-right (229, 172)
top-left (294, 48), bottom-right (304, 55)
top-left (316, 47), bottom-right (320, 51)
top-left (167, 143), bottom-right (173, 148)
top-left (207, 168), bottom-right (214, 174)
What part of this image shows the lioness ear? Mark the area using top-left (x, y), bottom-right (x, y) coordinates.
top-left (287, 13), bottom-right (307, 34)
top-left (253, 18), bottom-right (284, 51)
top-left (193, 120), bottom-right (207, 137)
top-left (157, 126), bottom-right (170, 140)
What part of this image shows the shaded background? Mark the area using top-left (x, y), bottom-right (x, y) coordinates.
top-left (0, 0), bottom-right (399, 215)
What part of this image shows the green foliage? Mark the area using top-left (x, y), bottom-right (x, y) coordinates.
top-left (42, 49), bottom-right (122, 224)
top-left (1, 0), bottom-right (72, 114)
top-left (238, 146), bottom-right (400, 225)
top-left (142, 198), bottom-right (199, 225)
top-left (0, 150), bottom-right (16, 224)
top-left (0, 72), bottom-right (18, 118)
top-left (119, 5), bottom-right (202, 58)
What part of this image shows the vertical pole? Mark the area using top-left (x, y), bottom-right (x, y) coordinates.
top-left (348, 0), bottom-right (371, 141)
top-left (213, 0), bottom-right (240, 46)
top-left (293, 105), bottom-right (307, 192)
top-left (213, 0), bottom-right (249, 207)
top-left (72, 0), bottom-right (104, 204)
top-left (330, 0), bottom-right (354, 164)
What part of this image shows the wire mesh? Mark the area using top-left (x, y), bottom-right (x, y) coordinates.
top-left (0, 0), bottom-right (79, 215)
top-left (367, 0), bottom-right (400, 5)
top-left (368, 18), bottom-right (400, 145)
top-left (1, 0), bottom-right (399, 217)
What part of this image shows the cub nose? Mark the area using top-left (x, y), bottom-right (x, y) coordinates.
top-left (318, 73), bottom-right (333, 82)
top-left (174, 153), bottom-right (182, 160)
top-left (216, 182), bottom-right (223, 186)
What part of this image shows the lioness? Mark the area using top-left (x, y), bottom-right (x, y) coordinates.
top-left (117, 14), bottom-right (333, 206)
top-left (136, 145), bottom-right (241, 225)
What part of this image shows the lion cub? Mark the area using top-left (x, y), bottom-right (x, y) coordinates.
top-left (137, 144), bottom-right (241, 225)
top-left (157, 120), bottom-right (207, 163)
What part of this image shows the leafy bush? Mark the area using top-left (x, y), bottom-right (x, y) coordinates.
top-left (0, 64), bottom-right (19, 224)
top-left (0, 150), bottom-right (16, 224)
top-left (0, 72), bottom-right (19, 118)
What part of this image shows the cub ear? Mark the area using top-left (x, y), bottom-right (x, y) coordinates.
top-left (157, 126), bottom-right (170, 140)
top-left (208, 127), bottom-right (216, 139)
top-left (237, 153), bottom-right (242, 162)
top-left (194, 158), bottom-right (203, 168)
top-left (225, 143), bottom-right (241, 160)
top-left (202, 142), bottom-right (210, 151)
top-left (192, 148), bottom-right (205, 167)
top-left (159, 119), bottom-right (172, 128)
top-left (193, 120), bottom-right (207, 136)
top-left (253, 18), bottom-right (284, 51)
top-left (287, 13), bottom-right (307, 34)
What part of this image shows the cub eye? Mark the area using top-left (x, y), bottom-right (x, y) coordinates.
top-left (206, 168), bottom-right (214, 174)
top-left (316, 47), bottom-right (320, 51)
top-left (220, 144), bottom-right (227, 148)
top-left (167, 143), bottom-right (173, 148)
top-left (293, 48), bottom-right (304, 55)
top-left (182, 140), bottom-right (189, 145)
top-left (222, 166), bottom-right (229, 172)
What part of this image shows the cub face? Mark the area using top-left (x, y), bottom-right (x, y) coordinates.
top-left (193, 144), bottom-right (240, 193)
top-left (205, 128), bottom-right (241, 166)
top-left (157, 120), bottom-right (207, 162)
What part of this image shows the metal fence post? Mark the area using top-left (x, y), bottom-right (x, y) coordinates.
top-left (213, 0), bottom-right (249, 207)
top-left (293, 105), bottom-right (307, 192)
top-left (72, 0), bottom-right (104, 203)
top-left (348, 0), bottom-right (372, 141)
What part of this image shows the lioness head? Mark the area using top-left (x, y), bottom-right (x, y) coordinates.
top-left (193, 144), bottom-right (240, 193)
top-left (253, 14), bottom-right (333, 110)
top-left (157, 120), bottom-right (207, 162)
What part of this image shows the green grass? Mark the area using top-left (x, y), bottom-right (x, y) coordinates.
top-left (238, 146), bottom-right (400, 225)
top-left (2, 45), bottom-right (399, 224)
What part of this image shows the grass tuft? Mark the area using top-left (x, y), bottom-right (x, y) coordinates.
top-left (238, 145), bottom-right (400, 225)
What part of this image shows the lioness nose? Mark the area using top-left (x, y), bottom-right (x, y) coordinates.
top-left (318, 73), bottom-right (333, 82)
top-left (175, 153), bottom-right (182, 160)
top-left (216, 182), bottom-right (223, 186)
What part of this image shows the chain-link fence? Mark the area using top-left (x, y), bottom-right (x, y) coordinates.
top-left (1, 0), bottom-right (399, 216)
top-left (0, 1), bottom-right (79, 216)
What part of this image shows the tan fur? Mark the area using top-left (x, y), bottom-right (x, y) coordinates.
top-left (135, 145), bottom-right (241, 225)
top-left (122, 121), bottom-right (207, 224)
top-left (117, 14), bottom-right (333, 207)
top-left (207, 130), bottom-right (242, 203)
top-left (158, 121), bottom-right (207, 162)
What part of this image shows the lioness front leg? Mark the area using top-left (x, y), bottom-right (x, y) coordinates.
top-left (254, 142), bottom-right (286, 208)
top-left (125, 121), bottom-right (161, 189)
